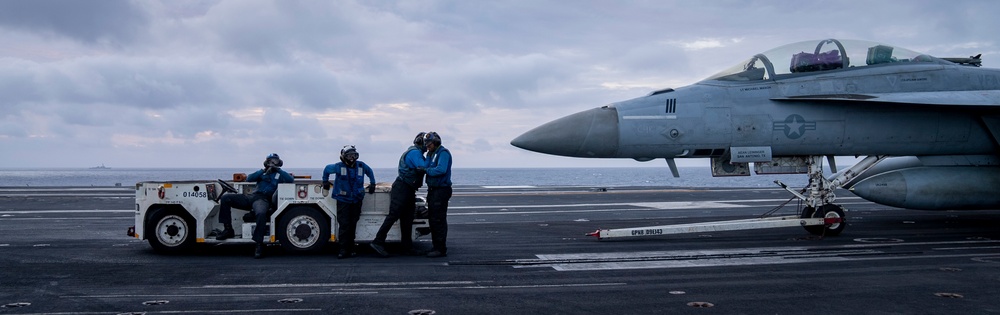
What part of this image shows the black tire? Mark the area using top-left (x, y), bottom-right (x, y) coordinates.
top-left (147, 208), bottom-right (196, 254)
top-left (800, 206), bottom-right (821, 235)
top-left (277, 206), bottom-right (330, 253)
top-left (801, 204), bottom-right (846, 236)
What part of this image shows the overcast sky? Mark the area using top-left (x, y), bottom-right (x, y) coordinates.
top-left (1, 0), bottom-right (997, 169)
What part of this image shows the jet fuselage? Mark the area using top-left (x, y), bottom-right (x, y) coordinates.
top-left (512, 39), bottom-right (1000, 211)
top-left (513, 63), bottom-right (1000, 160)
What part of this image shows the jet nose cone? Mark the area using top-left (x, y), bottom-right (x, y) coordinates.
top-left (511, 106), bottom-right (619, 157)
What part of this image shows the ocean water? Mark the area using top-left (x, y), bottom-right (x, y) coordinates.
top-left (0, 167), bottom-right (810, 188)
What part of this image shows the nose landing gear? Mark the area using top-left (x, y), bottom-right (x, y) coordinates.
top-left (775, 155), bottom-right (886, 236)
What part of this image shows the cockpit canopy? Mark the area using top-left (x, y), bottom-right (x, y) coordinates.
top-left (706, 39), bottom-right (951, 82)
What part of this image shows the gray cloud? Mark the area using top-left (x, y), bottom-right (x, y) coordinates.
top-left (467, 138), bottom-right (492, 153)
top-left (0, 0), bottom-right (150, 45)
top-left (271, 65), bottom-right (348, 110)
top-left (0, 60), bottom-right (43, 111)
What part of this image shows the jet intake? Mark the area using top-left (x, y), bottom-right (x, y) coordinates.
top-left (710, 158), bottom-right (750, 176)
top-left (849, 166), bottom-right (1000, 210)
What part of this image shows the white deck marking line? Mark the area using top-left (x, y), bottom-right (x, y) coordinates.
top-left (541, 253), bottom-right (992, 271)
top-left (448, 197), bottom-right (864, 210)
top-left (480, 185), bottom-right (537, 188)
top-left (450, 201), bottom-right (744, 210)
top-left (0, 210), bottom-right (133, 214)
top-left (62, 291), bottom-right (377, 298)
top-left (149, 310), bottom-right (323, 314)
top-left (0, 187), bottom-right (132, 192)
top-left (192, 280), bottom-right (478, 289)
top-left (12, 309), bottom-right (324, 315)
top-left (0, 194), bottom-right (132, 197)
top-left (66, 283), bottom-right (622, 299)
top-left (526, 240), bottom-right (1000, 271)
top-left (449, 201), bottom-right (747, 216)
top-left (0, 217), bottom-right (132, 221)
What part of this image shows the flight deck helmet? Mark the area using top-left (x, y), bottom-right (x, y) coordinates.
top-left (423, 132), bottom-right (441, 147)
top-left (340, 145), bottom-right (359, 164)
top-left (264, 153), bottom-right (283, 168)
top-left (413, 131), bottom-right (427, 152)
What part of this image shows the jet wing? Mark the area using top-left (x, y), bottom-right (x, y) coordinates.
top-left (772, 90), bottom-right (1000, 106)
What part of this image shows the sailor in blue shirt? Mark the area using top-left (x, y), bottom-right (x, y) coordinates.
top-left (322, 145), bottom-right (375, 259)
top-left (370, 132), bottom-right (427, 257)
top-left (422, 132), bottom-right (452, 258)
top-left (216, 153), bottom-right (294, 258)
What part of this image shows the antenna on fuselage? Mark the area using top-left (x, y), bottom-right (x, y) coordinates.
top-left (665, 158), bottom-right (680, 178)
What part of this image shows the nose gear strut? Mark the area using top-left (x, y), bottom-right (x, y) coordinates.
top-left (773, 155), bottom-right (887, 236)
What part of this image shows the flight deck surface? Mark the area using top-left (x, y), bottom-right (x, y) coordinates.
top-left (2, 185), bottom-right (999, 314)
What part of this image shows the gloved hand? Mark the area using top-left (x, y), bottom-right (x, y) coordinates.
top-left (367, 184), bottom-right (376, 194)
top-left (322, 182), bottom-right (331, 191)
top-left (263, 157), bottom-right (282, 173)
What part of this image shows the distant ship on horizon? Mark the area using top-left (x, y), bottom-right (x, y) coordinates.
top-left (90, 164), bottom-right (111, 169)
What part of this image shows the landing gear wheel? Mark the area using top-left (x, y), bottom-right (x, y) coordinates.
top-left (147, 208), bottom-right (195, 254)
top-left (277, 206), bottom-right (330, 253)
top-left (819, 204), bottom-right (846, 236)
top-left (801, 204), bottom-right (846, 236)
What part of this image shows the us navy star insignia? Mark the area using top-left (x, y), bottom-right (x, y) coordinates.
top-left (772, 114), bottom-right (816, 139)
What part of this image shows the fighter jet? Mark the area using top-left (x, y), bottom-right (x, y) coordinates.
top-left (512, 38), bottom-right (1000, 236)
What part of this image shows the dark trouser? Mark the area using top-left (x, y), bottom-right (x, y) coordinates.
top-left (218, 193), bottom-right (271, 243)
top-left (336, 200), bottom-right (362, 251)
top-left (427, 186), bottom-right (452, 254)
top-left (373, 179), bottom-right (417, 247)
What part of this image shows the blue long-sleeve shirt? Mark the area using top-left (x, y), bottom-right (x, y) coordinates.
top-left (246, 168), bottom-right (294, 196)
top-left (425, 146), bottom-right (452, 188)
top-left (397, 146), bottom-right (427, 189)
top-left (323, 161), bottom-right (375, 203)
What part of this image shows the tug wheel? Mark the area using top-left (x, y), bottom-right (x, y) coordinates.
top-left (277, 206), bottom-right (330, 253)
top-left (801, 204), bottom-right (846, 236)
top-left (147, 207), bottom-right (196, 254)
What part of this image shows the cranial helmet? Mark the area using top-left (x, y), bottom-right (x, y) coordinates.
top-left (423, 131), bottom-right (441, 146)
top-left (413, 131), bottom-right (427, 152)
top-left (340, 145), bottom-right (359, 162)
top-left (264, 153), bottom-right (283, 168)
top-left (413, 132), bottom-right (427, 146)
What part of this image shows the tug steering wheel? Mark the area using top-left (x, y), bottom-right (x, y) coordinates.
top-left (215, 179), bottom-right (238, 201)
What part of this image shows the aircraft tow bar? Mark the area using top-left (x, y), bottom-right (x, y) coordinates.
top-left (586, 215), bottom-right (839, 240)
